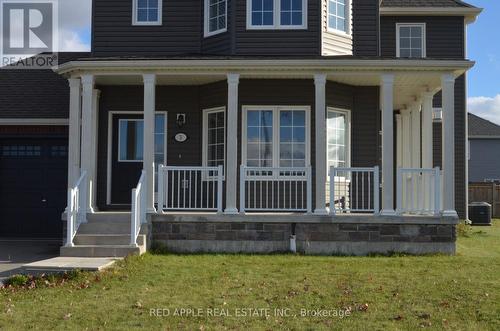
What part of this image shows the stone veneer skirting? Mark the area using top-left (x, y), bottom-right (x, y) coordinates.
top-left (150, 214), bottom-right (458, 256)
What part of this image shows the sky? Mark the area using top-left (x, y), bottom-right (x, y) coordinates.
top-left (55, 0), bottom-right (500, 125)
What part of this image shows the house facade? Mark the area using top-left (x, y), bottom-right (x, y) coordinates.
top-left (468, 113), bottom-right (500, 183)
top-left (0, 0), bottom-right (482, 255)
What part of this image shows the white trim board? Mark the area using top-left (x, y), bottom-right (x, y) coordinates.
top-left (0, 118), bottom-right (69, 125)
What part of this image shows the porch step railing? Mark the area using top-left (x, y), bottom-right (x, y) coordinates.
top-left (329, 167), bottom-right (380, 214)
top-left (131, 171), bottom-right (146, 246)
top-left (157, 165), bottom-right (223, 212)
top-left (397, 167), bottom-right (441, 215)
top-left (240, 166), bottom-right (312, 213)
top-left (66, 171), bottom-right (87, 247)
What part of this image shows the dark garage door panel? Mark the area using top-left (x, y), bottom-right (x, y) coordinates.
top-left (0, 138), bottom-right (68, 238)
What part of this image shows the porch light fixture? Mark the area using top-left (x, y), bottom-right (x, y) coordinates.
top-left (176, 113), bottom-right (186, 128)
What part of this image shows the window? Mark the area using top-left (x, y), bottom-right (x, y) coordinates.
top-left (396, 23), bottom-right (426, 58)
top-left (327, 108), bottom-right (350, 171)
top-left (203, 107), bottom-right (226, 172)
top-left (205, 0), bottom-right (227, 36)
top-left (247, 0), bottom-right (307, 29)
top-left (242, 106), bottom-right (310, 168)
top-left (118, 114), bottom-right (167, 162)
top-left (133, 0), bottom-right (162, 25)
top-left (328, 0), bottom-right (349, 34)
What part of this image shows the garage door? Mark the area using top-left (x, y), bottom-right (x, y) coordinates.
top-left (0, 138), bottom-right (67, 238)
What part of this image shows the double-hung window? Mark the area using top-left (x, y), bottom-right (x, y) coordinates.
top-left (247, 0), bottom-right (307, 29)
top-left (327, 0), bottom-right (349, 34)
top-left (204, 0), bottom-right (227, 37)
top-left (242, 106), bottom-right (310, 169)
top-left (327, 108), bottom-right (350, 170)
top-left (133, 0), bottom-right (162, 25)
top-left (203, 107), bottom-right (226, 173)
top-left (396, 23), bottom-right (426, 58)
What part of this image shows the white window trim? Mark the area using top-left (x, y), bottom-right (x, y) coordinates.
top-left (132, 0), bottom-right (163, 26)
top-left (326, 0), bottom-right (351, 36)
top-left (326, 107), bottom-right (351, 182)
top-left (241, 105), bottom-right (311, 169)
top-left (396, 23), bottom-right (427, 58)
top-left (204, 0), bottom-right (228, 37)
top-left (202, 106), bottom-right (226, 179)
top-left (246, 0), bottom-right (308, 30)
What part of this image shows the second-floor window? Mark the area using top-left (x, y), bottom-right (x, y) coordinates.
top-left (247, 0), bottom-right (307, 29)
top-left (328, 0), bottom-right (349, 34)
top-left (205, 0), bottom-right (227, 36)
top-left (133, 0), bottom-right (162, 25)
top-left (396, 23), bottom-right (426, 58)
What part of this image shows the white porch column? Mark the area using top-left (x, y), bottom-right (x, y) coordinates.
top-left (314, 73), bottom-right (327, 215)
top-left (400, 109), bottom-right (412, 167)
top-left (143, 74), bottom-right (156, 212)
top-left (380, 74), bottom-right (395, 215)
top-left (80, 74), bottom-right (95, 213)
top-left (225, 73), bottom-right (239, 214)
top-left (396, 114), bottom-right (402, 168)
top-left (442, 73), bottom-right (457, 217)
top-left (421, 92), bottom-right (434, 169)
top-left (67, 78), bottom-right (81, 189)
top-left (411, 103), bottom-right (421, 168)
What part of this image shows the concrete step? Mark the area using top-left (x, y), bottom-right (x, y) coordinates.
top-left (60, 245), bottom-right (144, 258)
top-left (77, 222), bottom-right (131, 235)
top-left (74, 234), bottom-right (145, 246)
top-left (86, 212), bottom-right (131, 223)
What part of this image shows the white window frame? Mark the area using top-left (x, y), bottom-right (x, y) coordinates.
top-left (246, 0), bottom-right (308, 30)
top-left (204, 0), bottom-right (228, 37)
top-left (132, 0), bottom-right (163, 26)
top-left (202, 107), bottom-right (226, 178)
top-left (241, 105), bottom-right (311, 170)
top-left (326, 107), bottom-right (351, 182)
top-left (396, 23), bottom-right (426, 58)
top-left (327, 0), bottom-right (351, 36)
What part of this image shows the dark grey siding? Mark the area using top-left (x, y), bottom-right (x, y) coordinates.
top-left (380, 16), bottom-right (465, 58)
top-left (431, 75), bottom-right (466, 218)
top-left (92, 0), bottom-right (202, 57)
top-left (469, 139), bottom-right (500, 182)
top-left (234, 0), bottom-right (321, 55)
top-left (352, 0), bottom-right (379, 57)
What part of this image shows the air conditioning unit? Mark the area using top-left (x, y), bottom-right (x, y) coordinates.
top-left (468, 202), bottom-right (492, 226)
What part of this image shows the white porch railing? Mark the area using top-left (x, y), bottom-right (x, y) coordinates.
top-left (131, 171), bottom-right (146, 246)
top-left (240, 166), bottom-right (312, 213)
top-left (329, 167), bottom-right (380, 214)
top-left (397, 167), bottom-right (441, 215)
top-left (157, 165), bottom-right (224, 212)
top-left (66, 171), bottom-right (87, 247)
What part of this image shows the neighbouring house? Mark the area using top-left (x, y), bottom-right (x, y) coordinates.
top-left (0, 0), bottom-right (482, 256)
top-left (468, 113), bottom-right (500, 183)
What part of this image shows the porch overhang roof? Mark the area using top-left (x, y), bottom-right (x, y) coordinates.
top-left (55, 58), bottom-right (474, 110)
top-left (55, 58), bottom-right (474, 77)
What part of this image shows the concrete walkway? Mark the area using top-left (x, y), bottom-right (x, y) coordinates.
top-left (0, 239), bottom-right (60, 283)
top-left (23, 257), bottom-right (118, 274)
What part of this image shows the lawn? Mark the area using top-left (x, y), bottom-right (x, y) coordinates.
top-left (1, 222), bottom-right (499, 330)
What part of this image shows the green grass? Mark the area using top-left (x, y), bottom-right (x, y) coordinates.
top-left (1, 222), bottom-right (499, 330)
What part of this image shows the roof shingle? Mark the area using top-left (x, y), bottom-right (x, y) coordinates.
top-left (469, 113), bottom-right (500, 138)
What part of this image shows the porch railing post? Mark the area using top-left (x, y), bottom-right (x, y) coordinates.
top-left (396, 168), bottom-right (402, 215)
top-left (239, 165), bottom-right (246, 214)
top-left (306, 166), bottom-right (312, 213)
top-left (373, 166), bottom-right (380, 215)
top-left (157, 165), bottom-right (165, 212)
top-left (330, 166), bottom-right (336, 216)
top-left (434, 167), bottom-right (441, 215)
top-left (217, 165), bottom-right (223, 214)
